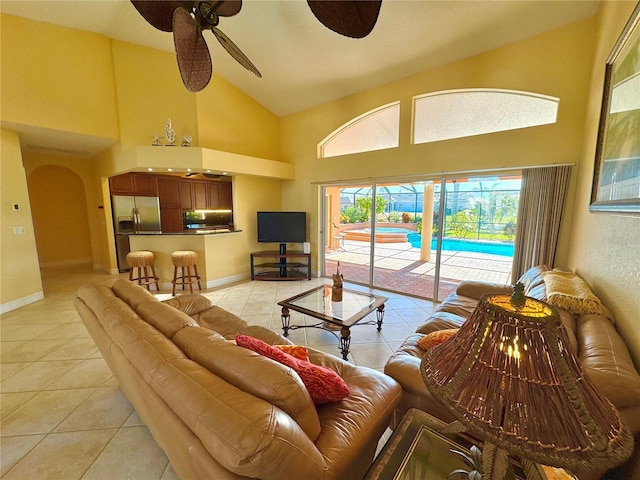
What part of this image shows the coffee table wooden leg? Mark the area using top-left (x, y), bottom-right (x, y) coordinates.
top-left (281, 306), bottom-right (291, 337)
top-left (376, 304), bottom-right (385, 331)
top-left (340, 326), bottom-right (351, 360)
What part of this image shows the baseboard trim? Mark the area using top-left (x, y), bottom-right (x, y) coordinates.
top-left (1, 291), bottom-right (45, 314)
top-left (40, 258), bottom-right (93, 268)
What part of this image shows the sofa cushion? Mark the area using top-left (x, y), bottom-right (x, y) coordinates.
top-left (456, 281), bottom-right (513, 299)
top-left (173, 327), bottom-right (321, 441)
top-left (192, 305), bottom-right (249, 338)
top-left (236, 334), bottom-right (350, 405)
top-left (518, 265), bottom-right (551, 297)
top-left (577, 314), bottom-right (640, 409)
top-left (433, 293), bottom-right (478, 318)
top-left (136, 299), bottom-right (199, 339)
top-left (417, 329), bottom-right (459, 350)
top-left (162, 293), bottom-right (215, 316)
top-left (111, 278), bottom-right (158, 308)
top-left (415, 311), bottom-right (466, 334)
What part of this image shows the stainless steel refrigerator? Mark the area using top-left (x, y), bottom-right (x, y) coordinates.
top-left (112, 195), bottom-right (162, 272)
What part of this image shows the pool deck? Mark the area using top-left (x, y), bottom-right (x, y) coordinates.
top-left (325, 238), bottom-right (513, 300)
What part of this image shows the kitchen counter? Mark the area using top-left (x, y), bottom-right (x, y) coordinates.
top-left (129, 231), bottom-right (248, 290)
top-left (124, 229), bottom-right (242, 235)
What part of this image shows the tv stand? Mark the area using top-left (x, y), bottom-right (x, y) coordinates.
top-left (251, 249), bottom-right (311, 281)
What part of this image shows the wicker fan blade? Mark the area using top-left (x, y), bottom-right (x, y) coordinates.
top-left (215, 0), bottom-right (242, 17)
top-left (173, 7), bottom-right (213, 92)
top-left (307, 0), bottom-right (381, 38)
top-left (211, 27), bottom-right (261, 78)
top-left (131, 0), bottom-right (192, 32)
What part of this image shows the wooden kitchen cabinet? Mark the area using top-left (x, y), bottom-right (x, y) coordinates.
top-left (207, 181), bottom-right (233, 209)
top-left (192, 181), bottom-right (208, 210)
top-left (179, 180), bottom-right (193, 209)
top-left (110, 173), bottom-right (157, 196)
top-left (160, 206), bottom-right (183, 233)
top-left (157, 176), bottom-right (180, 206)
top-left (133, 174), bottom-right (157, 196)
top-left (109, 174), bottom-right (135, 194)
top-left (218, 182), bottom-right (233, 209)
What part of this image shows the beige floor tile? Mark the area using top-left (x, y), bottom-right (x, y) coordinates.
top-left (55, 386), bottom-right (134, 432)
top-left (0, 434), bottom-right (46, 476)
top-left (45, 358), bottom-right (113, 390)
top-left (0, 359), bottom-right (81, 393)
top-left (0, 338), bottom-right (70, 363)
top-left (35, 322), bottom-right (91, 340)
top-left (0, 361), bottom-right (30, 381)
top-left (0, 323), bottom-right (59, 341)
top-left (1, 388), bottom-right (95, 436)
top-left (1, 391), bottom-right (38, 419)
top-left (350, 342), bottom-right (394, 370)
top-left (160, 462), bottom-right (181, 480)
top-left (0, 341), bottom-right (28, 357)
top-left (40, 337), bottom-right (100, 361)
top-left (123, 410), bottom-right (145, 427)
top-left (82, 426), bottom-right (169, 480)
top-left (2, 429), bottom-right (116, 480)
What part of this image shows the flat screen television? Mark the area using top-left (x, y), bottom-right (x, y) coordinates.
top-left (257, 211), bottom-right (306, 250)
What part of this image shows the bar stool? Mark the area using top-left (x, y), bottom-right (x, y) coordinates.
top-left (126, 250), bottom-right (160, 292)
top-left (171, 250), bottom-right (201, 296)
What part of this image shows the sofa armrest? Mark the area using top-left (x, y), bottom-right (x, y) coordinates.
top-left (455, 281), bottom-right (513, 299)
top-left (577, 313), bottom-right (640, 409)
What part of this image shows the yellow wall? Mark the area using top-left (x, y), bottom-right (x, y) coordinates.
top-left (568, 1), bottom-right (640, 368)
top-left (0, 14), bottom-right (119, 141)
top-left (279, 17), bottom-right (597, 264)
top-left (196, 76), bottom-right (281, 160)
top-left (26, 165), bottom-right (93, 267)
top-left (0, 129), bottom-right (43, 310)
top-left (110, 40), bottom-right (199, 150)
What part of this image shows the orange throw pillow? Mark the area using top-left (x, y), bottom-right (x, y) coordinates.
top-left (273, 344), bottom-right (309, 362)
top-left (236, 334), bottom-right (350, 405)
top-left (417, 328), bottom-right (459, 350)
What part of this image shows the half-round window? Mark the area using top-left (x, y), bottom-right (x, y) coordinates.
top-left (412, 89), bottom-right (559, 144)
top-left (318, 102), bottom-right (400, 158)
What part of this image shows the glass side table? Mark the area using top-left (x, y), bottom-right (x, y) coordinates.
top-left (365, 408), bottom-right (567, 480)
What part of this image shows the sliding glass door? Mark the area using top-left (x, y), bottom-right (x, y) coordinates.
top-left (322, 174), bottom-right (520, 301)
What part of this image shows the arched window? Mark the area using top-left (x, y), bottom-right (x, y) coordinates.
top-left (412, 89), bottom-right (559, 144)
top-left (318, 102), bottom-right (400, 158)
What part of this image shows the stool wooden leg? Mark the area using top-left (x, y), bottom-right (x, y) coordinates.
top-left (172, 266), bottom-right (178, 296)
top-left (193, 265), bottom-right (201, 291)
top-left (151, 264), bottom-right (159, 291)
top-left (129, 268), bottom-right (134, 282)
top-left (186, 266), bottom-right (193, 293)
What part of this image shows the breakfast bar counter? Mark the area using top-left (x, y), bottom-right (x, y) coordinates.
top-left (129, 230), bottom-right (245, 291)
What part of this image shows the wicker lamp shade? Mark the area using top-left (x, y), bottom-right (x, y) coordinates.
top-left (421, 294), bottom-right (633, 475)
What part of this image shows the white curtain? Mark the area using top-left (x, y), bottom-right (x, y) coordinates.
top-left (512, 165), bottom-right (572, 281)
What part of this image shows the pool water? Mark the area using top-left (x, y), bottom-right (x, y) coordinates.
top-left (406, 233), bottom-right (514, 257)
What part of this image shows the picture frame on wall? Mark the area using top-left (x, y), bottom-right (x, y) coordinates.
top-left (590, 2), bottom-right (640, 215)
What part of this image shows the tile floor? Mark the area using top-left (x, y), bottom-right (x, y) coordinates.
top-left (1, 266), bottom-right (436, 479)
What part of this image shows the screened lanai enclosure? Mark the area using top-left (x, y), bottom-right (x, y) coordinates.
top-left (323, 176), bottom-right (521, 301)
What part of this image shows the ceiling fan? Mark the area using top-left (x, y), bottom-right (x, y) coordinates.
top-left (131, 1), bottom-right (382, 92)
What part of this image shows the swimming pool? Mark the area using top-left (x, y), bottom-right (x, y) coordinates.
top-left (406, 232), bottom-right (514, 257)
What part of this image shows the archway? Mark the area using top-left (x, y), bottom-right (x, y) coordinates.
top-left (27, 165), bottom-right (92, 268)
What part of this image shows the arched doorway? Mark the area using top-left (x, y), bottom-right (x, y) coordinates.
top-left (27, 165), bottom-right (93, 268)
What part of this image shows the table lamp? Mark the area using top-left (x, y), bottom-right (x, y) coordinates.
top-left (421, 290), bottom-right (633, 479)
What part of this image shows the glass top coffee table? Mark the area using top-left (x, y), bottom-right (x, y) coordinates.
top-left (278, 284), bottom-right (387, 360)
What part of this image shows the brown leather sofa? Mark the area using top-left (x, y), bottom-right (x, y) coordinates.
top-left (384, 265), bottom-right (640, 436)
top-left (74, 279), bottom-right (401, 480)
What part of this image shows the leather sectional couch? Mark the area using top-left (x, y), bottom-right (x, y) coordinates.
top-left (74, 279), bottom-right (401, 480)
top-left (384, 265), bottom-right (640, 438)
